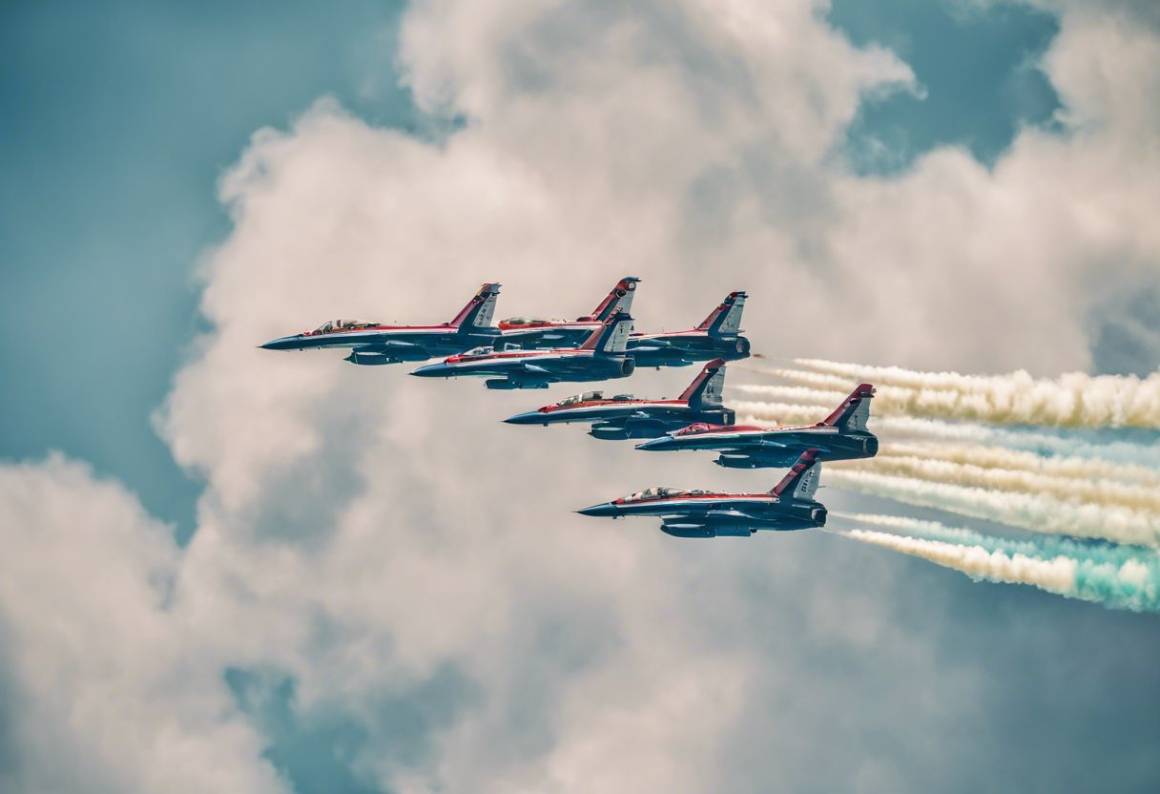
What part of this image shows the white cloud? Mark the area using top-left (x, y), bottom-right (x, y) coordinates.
top-left (0, 456), bottom-right (284, 794)
top-left (3, 1), bottom-right (1159, 791)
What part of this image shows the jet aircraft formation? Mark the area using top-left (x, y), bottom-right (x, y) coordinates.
top-left (262, 278), bottom-right (879, 537)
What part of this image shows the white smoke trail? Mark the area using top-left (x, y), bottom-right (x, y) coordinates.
top-left (877, 442), bottom-right (1160, 487)
top-left (848, 455), bottom-right (1160, 514)
top-left (793, 359), bottom-right (1160, 430)
top-left (729, 402), bottom-right (829, 427)
top-left (841, 528), bottom-right (1160, 613)
top-left (825, 469), bottom-right (1160, 547)
top-left (834, 512), bottom-right (1155, 568)
top-left (871, 416), bottom-right (1160, 469)
top-left (738, 367), bottom-right (855, 391)
top-left (728, 383), bottom-right (846, 407)
top-left (730, 399), bottom-right (1160, 472)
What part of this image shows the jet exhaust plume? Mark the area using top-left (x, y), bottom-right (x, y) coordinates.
top-left (840, 528), bottom-right (1160, 613)
top-left (790, 359), bottom-right (1160, 430)
top-left (825, 469), bottom-right (1160, 548)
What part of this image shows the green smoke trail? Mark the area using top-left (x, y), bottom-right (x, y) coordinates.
top-left (834, 514), bottom-right (1160, 613)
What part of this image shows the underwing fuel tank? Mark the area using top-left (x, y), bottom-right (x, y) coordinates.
top-left (486, 379), bottom-right (550, 390)
top-left (346, 347), bottom-right (431, 365)
top-left (660, 523), bottom-right (752, 538)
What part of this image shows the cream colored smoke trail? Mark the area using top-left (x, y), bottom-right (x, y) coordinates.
top-left (836, 512), bottom-right (1157, 568)
top-left (792, 359), bottom-right (1160, 430)
top-left (729, 402), bottom-right (831, 427)
top-left (843, 529), bottom-right (1159, 612)
top-left (825, 470), bottom-right (1160, 547)
top-left (848, 456), bottom-right (1160, 514)
top-left (863, 416), bottom-right (1160, 469)
top-left (728, 384), bottom-right (844, 407)
top-left (877, 442), bottom-right (1160, 488)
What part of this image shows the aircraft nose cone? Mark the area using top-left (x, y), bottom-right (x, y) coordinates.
top-left (503, 410), bottom-right (543, 425)
top-left (410, 363), bottom-right (448, 378)
top-left (635, 436), bottom-right (674, 451)
top-left (260, 335), bottom-right (300, 350)
top-left (577, 502), bottom-right (618, 518)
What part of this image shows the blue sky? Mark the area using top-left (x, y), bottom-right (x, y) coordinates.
top-left (1, 0), bottom-right (415, 535)
top-left (2, 2), bottom-right (1158, 793)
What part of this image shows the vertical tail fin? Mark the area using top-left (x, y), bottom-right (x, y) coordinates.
top-left (579, 311), bottom-right (634, 354)
top-left (678, 358), bottom-right (726, 407)
top-left (770, 450), bottom-right (822, 500)
top-left (696, 291), bottom-right (747, 336)
top-left (581, 277), bottom-right (640, 322)
top-left (818, 384), bottom-right (875, 432)
top-left (450, 282), bottom-right (501, 331)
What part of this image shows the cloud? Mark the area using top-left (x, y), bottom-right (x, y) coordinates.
top-left (0, 456), bottom-right (283, 794)
top-left (3, 1), bottom-right (1160, 792)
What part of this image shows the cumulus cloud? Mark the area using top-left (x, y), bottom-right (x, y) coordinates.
top-left (3, 0), bottom-right (1160, 791)
top-left (0, 456), bottom-right (283, 794)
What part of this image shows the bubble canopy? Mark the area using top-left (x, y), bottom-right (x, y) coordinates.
top-left (309, 319), bottom-right (377, 335)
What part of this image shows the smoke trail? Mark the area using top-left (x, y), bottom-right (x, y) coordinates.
top-left (738, 367), bottom-right (855, 391)
top-left (793, 359), bottom-right (1160, 430)
top-left (877, 442), bottom-right (1160, 487)
top-left (841, 528), bottom-right (1160, 612)
top-left (834, 512), bottom-right (1155, 568)
top-left (729, 402), bottom-right (830, 427)
top-left (728, 383), bottom-right (846, 407)
top-left (825, 469), bottom-right (1160, 547)
top-left (849, 455), bottom-right (1160, 514)
top-left (871, 416), bottom-right (1160, 469)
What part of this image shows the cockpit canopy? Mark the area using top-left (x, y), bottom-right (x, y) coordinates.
top-left (674, 422), bottom-right (715, 436)
top-left (501, 316), bottom-right (567, 326)
top-left (462, 345), bottom-right (496, 356)
top-left (556, 390), bottom-right (604, 406)
top-left (626, 487), bottom-right (710, 501)
top-left (554, 390), bottom-right (638, 407)
top-left (309, 319), bottom-right (377, 335)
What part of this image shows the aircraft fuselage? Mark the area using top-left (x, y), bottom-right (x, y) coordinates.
top-left (578, 491), bottom-right (825, 537)
top-left (411, 348), bottom-right (635, 389)
top-left (626, 331), bottom-right (751, 368)
top-left (505, 398), bottom-right (734, 439)
top-left (636, 424), bottom-right (878, 468)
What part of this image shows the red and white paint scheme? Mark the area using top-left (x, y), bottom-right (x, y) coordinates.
top-left (497, 277), bottom-right (640, 349)
top-left (259, 282), bottom-right (503, 366)
top-left (636, 383), bottom-right (878, 468)
top-left (627, 291), bottom-right (751, 367)
top-left (578, 450), bottom-right (827, 537)
top-left (411, 311), bottom-right (636, 389)
top-left (503, 358), bottom-right (734, 439)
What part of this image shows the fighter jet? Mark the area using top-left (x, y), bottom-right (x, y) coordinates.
top-left (497, 277), bottom-right (640, 349)
top-left (577, 449), bottom-right (826, 538)
top-left (410, 311), bottom-right (635, 389)
top-left (503, 358), bottom-right (734, 439)
top-left (259, 282), bottom-right (502, 365)
top-left (635, 383), bottom-right (877, 468)
top-left (627, 291), bottom-right (751, 367)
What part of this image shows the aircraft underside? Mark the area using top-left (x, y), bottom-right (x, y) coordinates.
top-left (628, 336), bottom-right (751, 368)
top-left (713, 434), bottom-right (878, 468)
